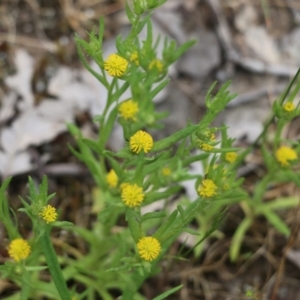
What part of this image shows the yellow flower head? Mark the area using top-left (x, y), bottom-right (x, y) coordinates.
top-left (198, 179), bottom-right (217, 198)
top-left (121, 183), bottom-right (144, 207)
top-left (130, 130), bottom-right (153, 153)
top-left (118, 100), bottom-right (139, 121)
top-left (104, 54), bottom-right (128, 77)
top-left (8, 238), bottom-right (31, 262)
top-left (106, 169), bottom-right (118, 188)
top-left (162, 167), bottom-right (171, 176)
top-left (275, 146), bottom-right (298, 166)
top-left (200, 143), bottom-right (213, 152)
top-left (283, 102), bottom-right (295, 112)
top-left (208, 132), bottom-right (216, 141)
top-left (149, 59), bottom-right (164, 72)
top-left (130, 51), bottom-right (139, 65)
top-left (137, 236), bottom-right (161, 261)
top-left (39, 205), bottom-right (58, 224)
top-left (225, 152), bottom-right (238, 163)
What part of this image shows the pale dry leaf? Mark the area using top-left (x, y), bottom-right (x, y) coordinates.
top-left (234, 4), bottom-right (258, 32)
top-left (0, 109), bottom-right (66, 153)
top-left (281, 27), bottom-right (300, 65)
top-left (0, 92), bottom-right (18, 123)
top-left (224, 102), bottom-right (269, 142)
top-left (4, 49), bottom-right (35, 110)
top-left (244, 26), bottom-right (280, 64)
top-left (0, 151), bottom-right (33, 178)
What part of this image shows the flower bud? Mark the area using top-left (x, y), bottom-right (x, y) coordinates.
top-left (132, 0), bottom-right (148, 15)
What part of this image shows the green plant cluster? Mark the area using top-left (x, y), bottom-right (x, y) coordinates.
top-left (1, 1), bottom-right (300, 299)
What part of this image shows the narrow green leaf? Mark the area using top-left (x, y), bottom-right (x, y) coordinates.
top-left (153, 284), bottom-right (183, 300)
top-left (99, 107), bottom-right (119, 148)
top-left (52, 221), bottom-right (74, 228)
top-left (98, 17), bottom-right (105, 47)
top-left (149, 79), bottom-right (170, 100)
top-left (82, 139), bottom-right (103, 154)
top-left (145, 186), bottom-right (181, 204)
top-left (40, 232), bottom-right (71, 300)
top-left (125, 2), bottom-right (136, 24)
top-left (183, 227), bottom-right (200, 236)
top-left (263, 210), bottom-right (290, 236)
top-left (154, 209), bottom-right (178, 240)
top-left (230, 217), bottom-right (252, 262)
top-left (152, 124), bottom-right (198, 152)
top-left (177, 205), bottom-right (185, 221)
top-left (40, 176), bottom-right (48, 204)
top-left (126, 210), bottom-right (141, 242)
top-left (141, 211), bottom-right (166, 222)
top-left (0, 177), bottom-right (12, 195)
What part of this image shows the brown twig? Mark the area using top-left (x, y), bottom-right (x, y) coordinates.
top-left (270, 196), bottom-right (300, 300)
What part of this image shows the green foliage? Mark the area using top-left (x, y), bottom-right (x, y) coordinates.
top-left (1, 1), bottom-right (300, 299)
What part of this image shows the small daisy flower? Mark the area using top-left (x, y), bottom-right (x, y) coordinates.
top-left (275, 146), bottom-right (298, 166)
top-left (8, 239), bottom-right (31, 262)
top-left (200, 143), bottom-right (213, 152)
top-left (162, 167), bottom-right (171, 176)
top-left (104, 54), bottom-right (128, 77)
top-left (121, 183), bottom-right (144, 207)
top-left (208, 132), bottom-right (216, 141)
top-left (106, 169), bottom-right (118, 188)
top-left (137, 236), bottom-right (161, 261)
top-left (130, 51), bottom-right (139, 65)
top-left (149, 59), bottom-right (164, 72)
top-left (225, 152), bottom-right (238, 163)
top-left (118, 100), bottom-right (139, 121)
top-left (198, 179), bottom-right (217, 198)
top-left (283, 102), bottom-right (295, 112)
top-left (130, 130), bottom-right (153, 154)
top-left (39, 205), bottom-right (58, 224)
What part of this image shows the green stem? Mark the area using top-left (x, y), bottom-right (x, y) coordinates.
top-left (252, 173), bottom-right (273, 202)
top-left (20, 269), bottom-right (31, 300)
top-left (99, 78), bottom-right (117, 143)
top-left (236, 67), bottom-right (300, 166)
top-left (40, 229), bottom-right (71, 300)
top-left (77, 45), bottom-right (109, 89)
top-left (230, 217), bottom-right (253, 261)
top-left (124, 16), bottom-right (141, 46)
top-left (274, 119), bottom-right (285, 148)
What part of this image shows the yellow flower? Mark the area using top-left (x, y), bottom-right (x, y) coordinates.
top-left (130, 51), bottom-right (139, 65)
top-left (198, 179), bottom-right (217, 198)
top-left (200, 143), bottom-right (213, 152)
top-left (118, 100), bottom-right (139, 121)
top-left (208, 133), bottom-right (216, 141)
top-left (8, 239), bottom-right (31, 262)
top-left (39, 205), bottom-right (58, 223)
top-left (162, 167), bottom-right (171, 176)
top-left (283, 102), bottom-right (295, 112)
top-left (106, 169), bottom-right (118, 188)
top-left (275, 146), bottom-right (298, 166)
top-left (149, 59), bottom-right (164, 72)
top-left (137, 236), bottom-right (161, 261)
top-left (104, 54), bottom-right (128, 77)
top-left (130, 130), bottom-right (153, 153)
top-left (225, 152), bottom-right (237, 163)
top-left (121, 183), bottom-right (144, 207)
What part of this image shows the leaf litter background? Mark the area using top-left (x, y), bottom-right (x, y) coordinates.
top-left (1, 0), bottom-right (300, 299)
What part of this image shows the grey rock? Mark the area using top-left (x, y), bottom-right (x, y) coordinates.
top-left (177, 29), bottom-right (221, 78)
